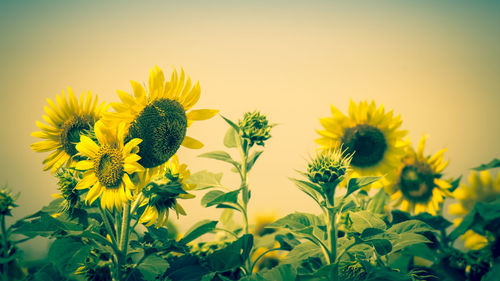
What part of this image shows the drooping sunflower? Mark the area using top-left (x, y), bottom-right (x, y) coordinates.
top-left (104, 66), bottom-right (218, 173)
top-left (449, 170), bottom-right (500, 250)
top-left (390, 135), bottom-right (452, 215)
top-left (316, 100), bottom-right (407, 186)
top-left (139, 155), bottom-right (195, 227)
top-left (31, 88), bottom-right (107, 173)
top-left (74, 121), bottom-right (144, 210)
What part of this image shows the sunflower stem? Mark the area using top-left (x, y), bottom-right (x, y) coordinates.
top-left (119, 203), bottom-right (131, 253)
top-left (118, 203), bottom-right (131, 280)
top-left (115, 210), bottom-right (122, 244)
top-left (1, 215), bottom-right (8, 281)
top-left (239, 140), bottom-right (250, 234)
top-left (325, 186), bottom-right (338, 279)
top-left (99, 206), bottom-right (118, 248)
top-left (130, 192), bottom-right (144, 215)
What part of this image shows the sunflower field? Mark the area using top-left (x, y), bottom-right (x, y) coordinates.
top-left (0, 65), bottom-right (498, 281)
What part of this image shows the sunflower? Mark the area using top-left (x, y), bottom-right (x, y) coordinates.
top-left (389, 135), bottom-right (452, 215)
top-left (74, 121), bottom-right (144, 210)
top-left (31, 88), bottom-right (107, 174)
top-left (104, 66), bottom-right (218, 173)
top-left (139, 155), bottom-right (195, 227)
top-left (449, 170), bottom-right (500, 250)
top-left (316, 100), bottom-right (407, 186)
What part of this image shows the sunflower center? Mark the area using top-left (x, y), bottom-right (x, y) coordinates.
top-left (341, 124), bottom-right (387, 168)
top-left (399, 163), bottom-right (435, 202)
top-left (61, 115), bottom-right (93, 156)
top-left (127, 99), bottom-right (187, 168)
top-left (94, 145), bottom-right (124, 188)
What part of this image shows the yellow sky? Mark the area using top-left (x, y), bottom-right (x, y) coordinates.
top-left (1, 0), bottom-right (499, 258)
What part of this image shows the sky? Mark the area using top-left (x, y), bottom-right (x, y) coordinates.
top-left (1, 0), bottom-right (499, 259)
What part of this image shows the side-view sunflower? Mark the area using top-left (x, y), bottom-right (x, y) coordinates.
top-left (449, 170), bottom-right (500, 250)
top-left (104, 66), bottom-right (218, 173)
top-left (74, 121), bottom-right (144, 210)
top-left (316, 100), bottom-right (407, 186)
top-left (31, 88), bottom-right (107, 173)
top-left (389, 135), bottom-right (452, 215)
top-left (139, 155), bottom-right (195, 227)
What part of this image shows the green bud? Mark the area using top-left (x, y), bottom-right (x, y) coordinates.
top-left (238, 111), bottom-right (273, 147)
top-left (56, 168), bottom-right (80, 213)
top-left (307, 146), bottom-right (352, 185)
top-left (0, 188), bottom-right (18, 216)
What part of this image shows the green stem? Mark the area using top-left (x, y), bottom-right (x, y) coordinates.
top-left (119, 203), bottom-right (131, 253)
top-left (239, 142), bottom-right (250, 235)
top-left (1, 216), bottom-right (8, 281)
top-left (325, 182), bottom-right (338, 280)
top-left (115, 210), bottom-right (122, 244)
top-left (116, 203), bottom-right (131, 281)
top-left (214, 228), bottom-right (239, 240)
top-left (99, 207), bottom-right (118, 247)
top-left (249, 248), bottom-right (283, 273)
top-left (130, 193), bottom-right (144, 215)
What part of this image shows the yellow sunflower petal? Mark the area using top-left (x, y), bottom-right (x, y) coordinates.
top-left (187, 109), bottom-right (219, 121)
top-left (181, 136), bottom-right (204, 149)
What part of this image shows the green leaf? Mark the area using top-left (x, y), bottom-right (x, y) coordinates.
top-left (241, 264), bottom-right (297, 281)
top-left (344, 177), bottom-right (381, 198)
top-left (449, 176), bottom-right (462, 192)
top-left (290, 178), bottom-right (323, 205)
top-left (369, 238), bottom-right (392, 256)
top-left (187, 170), bottom-right (224, 190)
top-left (275, 233), bottom-right (301, 251)
top-left (201, 190), bottom-right (224, 207)
top-left (387, 220), bottom-right (432, 234)
top-left (220, 114), bottom-right (240, 132)
top-left (205, 234), bottom-right (254, 272)
top-left (367, 188), bottom-right (389, 215)
top-left (13, 213), bottom-right (83, 237)
top-left (349, 211), bottom-right (386, 233)
top-left (199, 151), bottom-right (240, 170)
top-left (48, 238), bottom-right (91, 275)
top-left (297, 264), bottom-right (338, 281)
top-left (472, 158), bottom-right (500, 171)
top-left (284, 241), bottom-right (323, 264)
top-left (223, 127), bottom-right (239, 148)
top-left (247, 150), bottom-right (264, 172)
top-left (412, 213), bottom-right (452, 230)
top-left (390, 233), bottom-right (430, 252)
top-left (360, 228), bottom-right (385, 240)
top-left (203, 189), bottom-right (241, 208)
top-left (181, 220), bottom-right (218, 244)
top-left (268, 212), bottom-right (323, 234)
top-left (138, 254), bottom-right (169, 280)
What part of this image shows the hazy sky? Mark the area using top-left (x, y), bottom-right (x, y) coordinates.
top-left (1, 0), bottom-right (499, 258)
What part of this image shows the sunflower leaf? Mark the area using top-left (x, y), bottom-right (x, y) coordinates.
top-left (344, 177), bottom-right (381, 199)
top-left (181, 220), bottom-right (218, 244)
top-left (220, 114), bottom-right (240, 132)
top-left (199, 151), bottom-right (240, 171)
top-left (247, 150), bottom-right (264, 172)
top-left (223, 127), bottom-right (239, 148)
top-left (203, 189), bottom-right (241, 208)
top-left (369, 238), bottom-right (392, 256)
top-left (241, 264), bottom-right (297, 281)
top-left (472, 158), bottom-right (500, 171)
top-left (205, 234), bottom-right (253, 272)
top-left (187, 170), bottom-right (224, 190)
top-left (349, 211), bottom-right (386, 233)
top-left (387, 220), bottom-right (432, 234)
